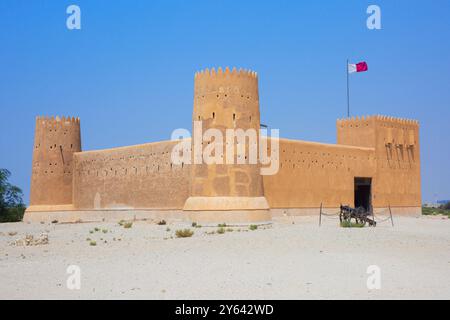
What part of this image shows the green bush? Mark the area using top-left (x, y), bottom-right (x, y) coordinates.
top-left (0, 206), bottom-right (25, 223)
top-left (217, 227), bottom-right (225, 234)
top-left (340, 220), bottom-right (365, 228)
top-left (249, 224), bottom-right (258, 231)
top-left (422, 206), bottom-right (450, 217)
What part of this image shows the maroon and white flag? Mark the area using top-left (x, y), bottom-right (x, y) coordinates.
top-left (348, 61), bottom-right (368, 74)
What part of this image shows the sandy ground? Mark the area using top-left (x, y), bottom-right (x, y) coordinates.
top-left (0, 214), bottom-right (449, 300)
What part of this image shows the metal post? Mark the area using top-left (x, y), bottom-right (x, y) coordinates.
top-left (371, 204), bottom-right (375, 227)
top-left (319, 202), bottom-right (322, 227)
top-left (389, 204), bottom-right (394, 227)
top-left (346, 59), bottom-right (350, 118)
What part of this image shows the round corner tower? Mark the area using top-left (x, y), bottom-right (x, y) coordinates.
top-left (29, 116), bottom-right (81, 208)
top-left (183, 67), bottom-right (270, 224)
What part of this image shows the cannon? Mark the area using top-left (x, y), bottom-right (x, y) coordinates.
top-left (339, 205), bottom-right (376, 227)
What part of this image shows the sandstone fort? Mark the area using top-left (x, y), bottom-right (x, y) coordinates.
top-left (24, 67), bottom-right (421, 224)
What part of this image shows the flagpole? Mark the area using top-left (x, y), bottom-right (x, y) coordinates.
top-left (346, 58), bottom-right (350, 118)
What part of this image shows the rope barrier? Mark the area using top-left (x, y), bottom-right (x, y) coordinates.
top-left (374, 216), bottom-right (392, 223)
top-left (321, 215), bottom-right (340, 220)
top-left (320, 211), bottom-right (340, 217)
top-left (373, 207), bottom-right (394, 224)
top-left (373, 208), bottom-right (390, 215)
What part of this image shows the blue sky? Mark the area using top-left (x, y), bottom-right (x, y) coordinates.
top-left (0, 0), bottom-right (449, 204)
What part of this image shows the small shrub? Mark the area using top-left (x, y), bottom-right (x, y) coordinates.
top-left (102, 229), bottom-right (108, 233)
top-left (89, 241), bottom-right (97, 246)
top-left (166, 227), bottom-right (171, 232)
top-left (226, 228), bottom-right (234, 232)
top-left (157, 220), bottom-right (167, 225)
top-left (191, 222), bottom-right (197, 227)
top-left (249, 225), bottom-right (258, 231)
top-left (51, 220), bottom-right (58, 224)
top-left (217, 227), bottom-right (225, 234)
top-left (118, 220), bottom-right (125, 226)
top-left (340, 221), bottom-right (365, 228)
top-left (218, 223), bottom-right (227, 228)
top-left (89, 230), bottom-right (94, 234)
top-left (94, 227), bottom-right (100, 232)
top-left (123, 222), bottom-right (133, 229)
top-left (175, 229), bottom-right (194, 238)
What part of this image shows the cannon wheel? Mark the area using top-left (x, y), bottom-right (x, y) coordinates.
top-left (355, 207), bottom-right (367, 226)
top-left (356, 217), bottom-right (367, 226)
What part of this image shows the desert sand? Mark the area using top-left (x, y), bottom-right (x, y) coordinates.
top-left (0, 215), bottom-right (449, 300)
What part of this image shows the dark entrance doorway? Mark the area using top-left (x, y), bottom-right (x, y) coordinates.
top-left (354, 177), bottom-right (372, 212)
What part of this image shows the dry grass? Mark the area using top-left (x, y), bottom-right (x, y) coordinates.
top-left (175, 229), bottom-right (194, 238)
top-left (123, 222), bottom-right (133, 229)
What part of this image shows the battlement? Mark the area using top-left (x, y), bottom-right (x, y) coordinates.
top-left (195, 67), bottom-right (257, 80)
top-left (194, 67), bottom-right (258, 94)
top-left (337, 115), bottom-right (419, 149)
top-left (337, 115), bottom-right (419, 127)
top-left (36, 116), bottom-right (80, 125)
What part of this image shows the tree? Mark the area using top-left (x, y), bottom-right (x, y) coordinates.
top-left (0, 169), bottom-right (25, 222)
top-left (442, 201), bottom-right (450, 211)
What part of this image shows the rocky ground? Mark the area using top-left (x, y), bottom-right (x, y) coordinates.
top-left (0, 215), bottom-right (449, 299)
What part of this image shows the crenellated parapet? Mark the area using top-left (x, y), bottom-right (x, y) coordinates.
top-left (337, 115), bottom-right (419, 127)
top-left (36, 115), bottom-right (81, 124)
top-left (193, 67), bottom-right (260, 127)
top-left (194, 67), bottom-right (258, 99)
top-left (337, 115), bottom-right (419, 149)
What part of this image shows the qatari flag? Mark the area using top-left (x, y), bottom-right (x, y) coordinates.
top-left (348, 61), bottom-right (368, 74)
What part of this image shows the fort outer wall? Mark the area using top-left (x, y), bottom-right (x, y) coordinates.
top-left (72, 140), bottom-right (190, 212)
top-left (262, 138), bottom-right (377, 216)
top-left (23, 139), bottom-right (191, 223)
